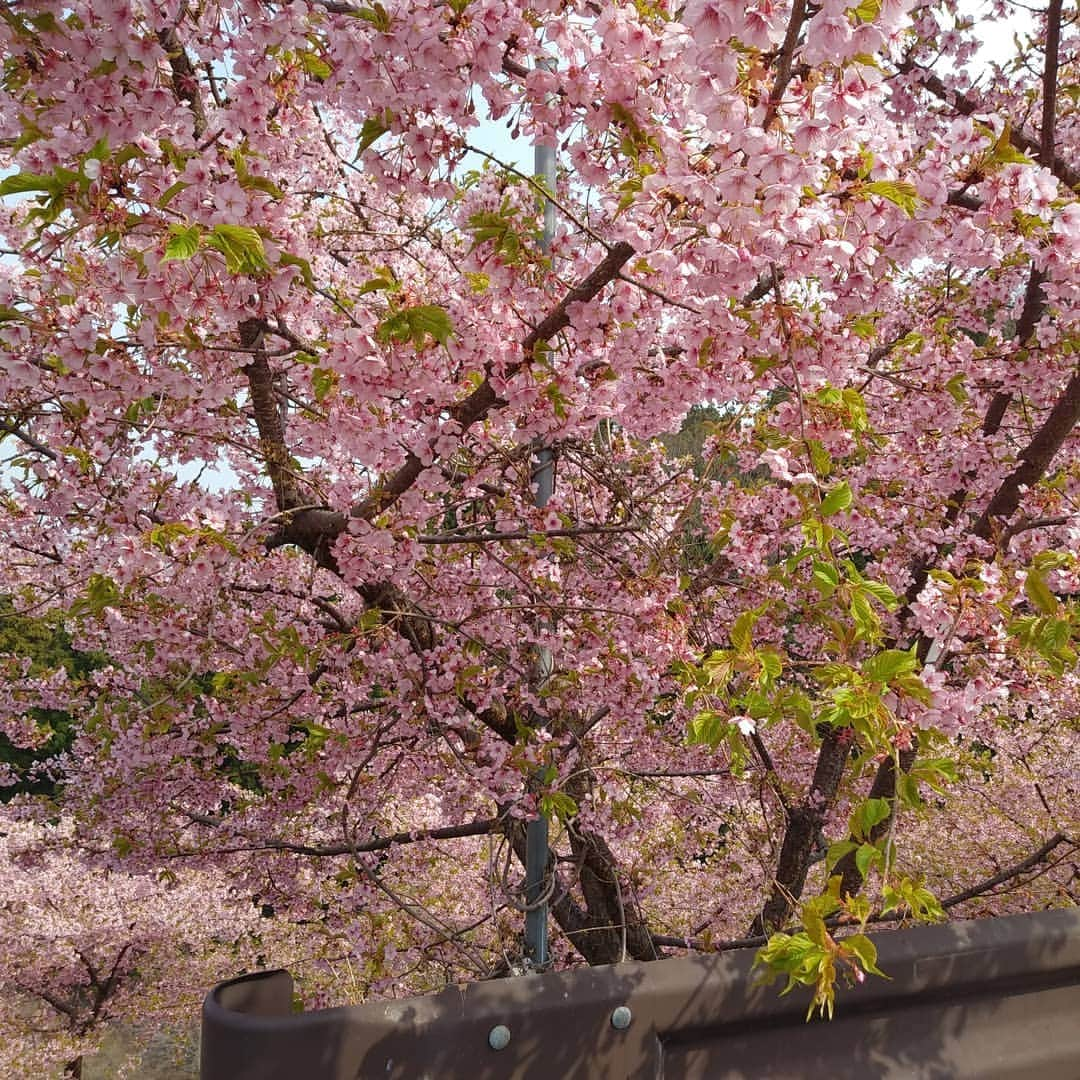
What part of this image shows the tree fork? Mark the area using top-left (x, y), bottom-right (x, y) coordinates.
top-left (832, 745), bottom-right (918, 899)
top-left (751, 726), bottom-right (852, 935)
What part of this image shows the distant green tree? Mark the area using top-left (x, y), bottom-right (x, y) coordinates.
top-left (0, 599), bottom-right (106, 801)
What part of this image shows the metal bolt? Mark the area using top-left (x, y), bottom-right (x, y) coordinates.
top-left (488, 1024), bottom-right (511, 1051)
top-left (611, 1005), bottom-right (632, 1030)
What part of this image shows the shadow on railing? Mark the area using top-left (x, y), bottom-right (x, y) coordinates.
top-left (201, 908), bottom-right (1080, 1079)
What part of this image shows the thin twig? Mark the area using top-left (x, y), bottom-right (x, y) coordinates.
top-left (415, 523), bottom-right (637, 545)
top-left (463, 142), bottom-right (608, 248)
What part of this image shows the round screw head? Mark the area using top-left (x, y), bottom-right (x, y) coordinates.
top-left (611, 1005), bottom-right (632, 1030)
top-left (488, 1024), bottom-right (511, 1051)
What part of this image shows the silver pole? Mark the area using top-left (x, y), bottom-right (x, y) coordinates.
top-left (524, 67), bottom-right (557, 971)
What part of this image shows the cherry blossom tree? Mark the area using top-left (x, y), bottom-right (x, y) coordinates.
top-left (0, 0), bottom-right (1077, 1036)
top-left (0, 818), bottom-right (268, 1076)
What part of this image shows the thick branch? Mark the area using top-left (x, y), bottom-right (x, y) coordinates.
top-left (973, 369), bottom-right (1080, 539)
top-left (832, 745), bottom-right (917, 899)
top-left (503, 806), bottom-right (656, 965)
top-left (752, 726), bottom-right (851, 934)
top-left (0, 419), bottom-right (58, 461)
top-left (502, 814), bottom-right (598, 958)
top-left (940, 832), bottom-right (1073, 908)
top-left (90, 943), bottom-right (132, 1027)
top-left (897, 58), bottom-right (1078, 191)
top-left (171, 814), bottom-right (500, 859)
top-left (240, 319), bottom-right (305, 513)
top-left (982, 268), bottom-right (1047, 437)
top-left (763, 0), bottom-right (809, 130)
top-left (982, 0), bottom-right (1061, 438)
top-left (1040, 0), bottom-right (1064, 169)
top-left (902, 363), bottom-right (1078, 622)
top-left (157, 26), bottom-right (208, 140)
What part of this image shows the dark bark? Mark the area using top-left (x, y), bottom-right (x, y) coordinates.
top-left (763, 0), bottom-right (810, 130)
top-left (241, 319), bottom-right (305, 513)
top-left (503, 810), bottom-right (655, 966)
top-left (896, 54), bottom-right (1077, 190)
top-left (832, 745), bottom-right (918, 899)
top-left (973, 370), bottom-right (1080, 540)
top-left (157, 27), bottom-right (208, 140)
top-left (751, 726), bottom-right (851, 935)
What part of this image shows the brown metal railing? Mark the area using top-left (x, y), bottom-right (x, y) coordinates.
top-left (202, 908), bottom-right (1080, 1079)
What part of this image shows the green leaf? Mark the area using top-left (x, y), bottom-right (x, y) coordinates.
top-left (893, 674), bottom-right (933, 704)
top-left (850, 313), bottom-right (879, 341)
top-left (730, 609), bottom-right (758, 655)
top-left (539, 790), bottom-right (578, 824)
top-left (862, 179), bottom-right (921, 217)
top-left (812, 560), bottom-right (840, 599)
top-left (85, 135), bottom-right (110, 161)
top-left (910, 757), bottom-right (958, 793)
top-left (358, 275), bottom-right (399, 295)
top-left (161, 223), bottom-right (202, 262)
top-left (1039, 617), bottom-right (1071, 654)
top-left (0, 171), bottom-right (60, 197)
top-left (758, 648), bottom-right (783, 683)
top-left (851, 796), bottom-right (891, 839)
top-left (843, 933), bottom-right (886, 977)
top-left (825, 839), bottom-right (857, 872)
top-left (414, 304), bottom-right (455, 346)
top-left (702, 649), bottom-right (734, 690)
top-left (311, 367), bottom-right (335, 402)
top-left (819, 480), bottom-right (853, 517)
top-left (848, 0), bottom-right (881, 21)
top-left (986, 123), bottom-right (1033, 167)
top-left (353, 2), bottom-right (392, 30)
top-left (859, 579), bottom-right (898, 609)
top-left (944, 373), bottom-right (968, 404)
top-left (205, 224), bottom-right (269, 274)
top-left (242, 173), bottom-right (285, 198)
top-left (297, 48), bottom-right (332, 79)
top-left (463, 271), bottom-right (490, 294)
top-left (157, 180), bottom-right (189, 208)
top-left (808, 440), bottom-right (833, 477)
top-left (72, 573), bottom-right (120, 616)
top-left (376, 304), bottom-right (454, 349)
top-left (881, 877), bottom-right (945, 921)
top-left (687, 709), bottom-right (726, 748)
top-left (855, 842), bottom-right (880, 879)
top-left (785, 546), bottom-right (813, 573)
top-left (863, 649), bottom-right (916, 683)
top-left (148, 522), bottom-right (196, 551)
top-left (850, 592), bottom-right (880, 643)
top-left (1024, 568), bottom-right (1058, 616)
top-left (544, 380), bottom-right (570, 420)
top-left (123, 395), bottom-right (158, 423)
top-left (896, 773), bottom-right (923, 808)
top-left (1031, 550), bottom-right (1070, 571)
top-left (803, 906), bottom-right (827, 947)
top-left (467, 206), bottom-right (524, 262)
top-left (230, 146), bottom-right (284, 198)
top-left (279, 251), bottom-right (314, 289)
top-left (357, 112), bottom-right (393, 155)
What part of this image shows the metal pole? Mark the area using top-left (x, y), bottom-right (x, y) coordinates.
top-left (524, 72), bottom-right (558, 971)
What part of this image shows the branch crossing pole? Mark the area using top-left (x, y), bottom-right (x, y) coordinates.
top-left (524, 59), bottom-right (558, 973)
